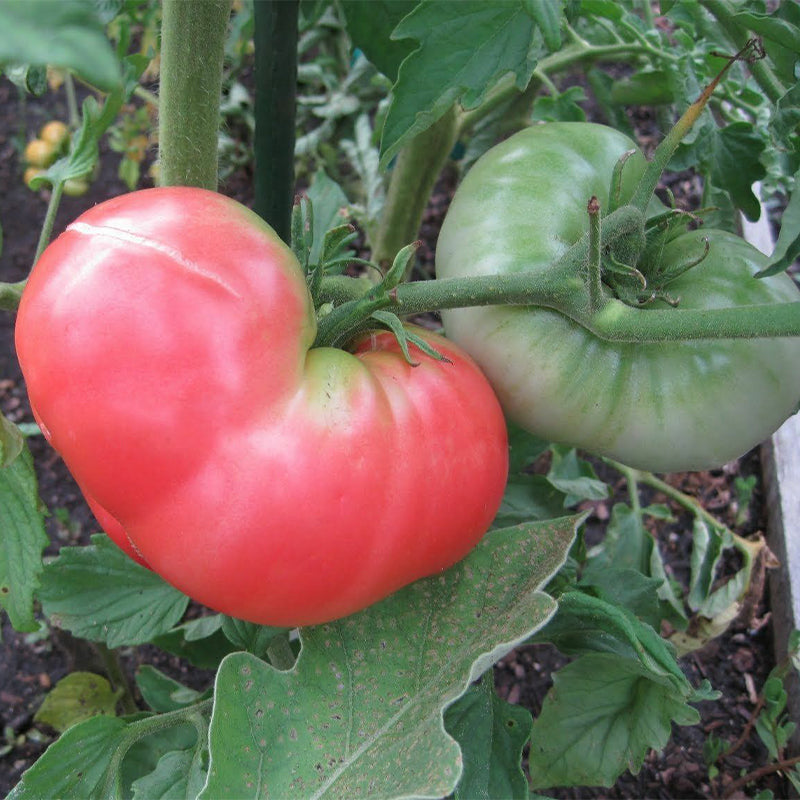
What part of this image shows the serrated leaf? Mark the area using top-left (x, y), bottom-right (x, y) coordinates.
top-left (709, 122), bottom-right (767, 222)
top-left (34, 672), bottom-right (122, 733)
top-left (0, 445), bottom-right (48, 632)
top-left (131, 748), bottom-right (208, 800)
top-left (0, 0), bottom-right (121, 91)
top-left (305, 169), bottom-right (351, 268)
top-left (136, 665), bottom-right (204, 713)
top-left (547, 446), bottom-right (609, 506)
top-left (0, 413), bottom-right (24, 467)
top-left (220, 616), bottom-right (288, 659)
top-left (121, 722), bottom-right (202, 795)
top-left (7, 715), bottom-right (129, 800)
top-left (492, 475), bottom-right (568, 529)
top-left (341, 0), bottom-right (417, 82)
top-left (578, 564), bottom-right (663, 629)
top-left (381, 1), bottom-right (540, 167)
top-left (39, 534), bottom-right (189, 647)
top-left (201, 519), bottom-right (577, 799)
top-left (523, 0), bottom-right (562, 52)
top-left (151, 615), bottom-right (238, 670)
top-left (758, 163), bottom-right (800, 278)
top-left (528, 653), bottom-right (699, 789)
top-left (446, 675), bottom-right (532, 800)
top-left (536, 592), bottom-right (689, 691)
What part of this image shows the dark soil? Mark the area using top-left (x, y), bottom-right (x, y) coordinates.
top-left (0, 74), bottom-right (794, 799)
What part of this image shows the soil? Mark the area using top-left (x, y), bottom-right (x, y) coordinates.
top-left (0, 73), bottom-right (795, 799)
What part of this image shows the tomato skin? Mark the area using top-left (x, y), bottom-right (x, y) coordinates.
top-left (436, 122), bottom-right (800, 472)
top-left (15, 187), bottom-right (508, 626)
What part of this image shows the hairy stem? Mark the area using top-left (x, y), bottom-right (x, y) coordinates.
top-left (371, 106), bottom-right (459, 272)
top-left (158, 0), bottom-right (230, 189)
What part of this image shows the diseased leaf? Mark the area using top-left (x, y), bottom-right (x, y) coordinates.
top-left (201, 519), bottom-right (578, 799)
top-left (34, 672), bottom-right (122, 733)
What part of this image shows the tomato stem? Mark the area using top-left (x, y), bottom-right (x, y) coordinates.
top-left (587, 197), bottom-right (602, 310)
top-left (158, 0), bottom-right (230, 189)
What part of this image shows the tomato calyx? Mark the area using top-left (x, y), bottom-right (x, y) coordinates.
top-left (601, 204), bottom-right (712, 308)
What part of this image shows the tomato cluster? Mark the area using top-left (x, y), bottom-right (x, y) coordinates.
top-left (22, 120), bottom-right (91, 197)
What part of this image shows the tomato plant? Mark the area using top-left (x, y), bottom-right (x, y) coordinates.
top-left (436, 122), bottom-right (800, 472)
top-left (3, 2), bottom-right (800, 798)
top-left (14, 186), bottom-right (509, 626)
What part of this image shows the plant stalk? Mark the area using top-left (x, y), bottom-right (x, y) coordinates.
top-left (371, 106), bottom-right (459, 272)
top-left (254, 0), bottom-right (299, 244)
top-left (158, 0), bottom-right (231, 189)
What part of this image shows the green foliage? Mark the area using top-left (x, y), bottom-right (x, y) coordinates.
top-left (0, 444), bottom-right (48, 632)
top-left (0, 0), bottom-right (121, 91)
top-left (4, 0), bottom-right (800, 796)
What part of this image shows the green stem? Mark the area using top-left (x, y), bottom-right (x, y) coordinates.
top-left (587, 197), bottom-right (602, 310)
top-left (316, 204), bottom-right (800, 346)
top-left (33, 181), bottom-right (64, 264)
top-left (64, 73), bottom-right (79, 128)
top-left (94, 642), bottom-right (138, 715)
top-left (0, 281), bottom-right (27, 311)
top-left (371, 106), bottom-right (459, 271)
top-left (158, 0), bottom-right (230, 189)
top-left (628, 37), bottom-right (755, 214)
top-left (700, 0), bottom-right (786, 103)
top-left (266, 632), bottom-right (297, 670)
top-left (253, 0), bottom-right (299, 243)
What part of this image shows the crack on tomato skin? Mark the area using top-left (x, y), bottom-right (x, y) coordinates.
top-left (67, 221), bottom-right (243, 299)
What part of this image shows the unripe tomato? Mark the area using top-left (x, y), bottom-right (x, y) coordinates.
top-left (39, 120), bottom-right (70, 148)
top-left (16, 188), bottom-right (509, 626)
top-left (24, 139), bottom-right (58, 168)
top-left (436, 122), bottom-right (800, 473)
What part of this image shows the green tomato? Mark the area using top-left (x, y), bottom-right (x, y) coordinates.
top-left (436, 122), bottom-right (800, 472)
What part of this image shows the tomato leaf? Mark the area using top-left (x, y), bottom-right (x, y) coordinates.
top-left (131, 748), bottom-right (208, 800)
top-left (527, 652), bottom-right (699, 789)
top-left (757, 165), bottom-right (800, 278)
top-left (0, 444), bottom-right (48, 632)
top-left (39, 534), bottom-right (189, 648)
top-left (0, 0), bottom-right (121, 92)
top-left (135, 665), bottom-right (205, 714)
top-left (340, 0), bottom-right (417, 82)
top-left (445, 674), bottom-right (532, 800)
top-left (546, 446), bottom-right (609, 506)
top-left (200, 518), bottom-right (578, 799)
top-left (380, 0), bottom-right (547, 167)
top-left (34, 672), bottom-right (122, 733)
top-left (6, 715), bottom-right (130, 800)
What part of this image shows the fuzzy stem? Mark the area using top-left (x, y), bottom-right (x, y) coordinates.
top-left (587, 197), bottom-right (602, 309)
top-left (158, 0), bottom-right (230, 189)
top-left (33, 181), bottom-right (64, 264)
top-left (371, 106), bottom-right (459, 271)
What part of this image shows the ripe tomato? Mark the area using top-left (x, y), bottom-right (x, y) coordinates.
top-left (16, 188), bottom-right (509, 626)
top-left (436, 122), bottom-right (800, 472)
